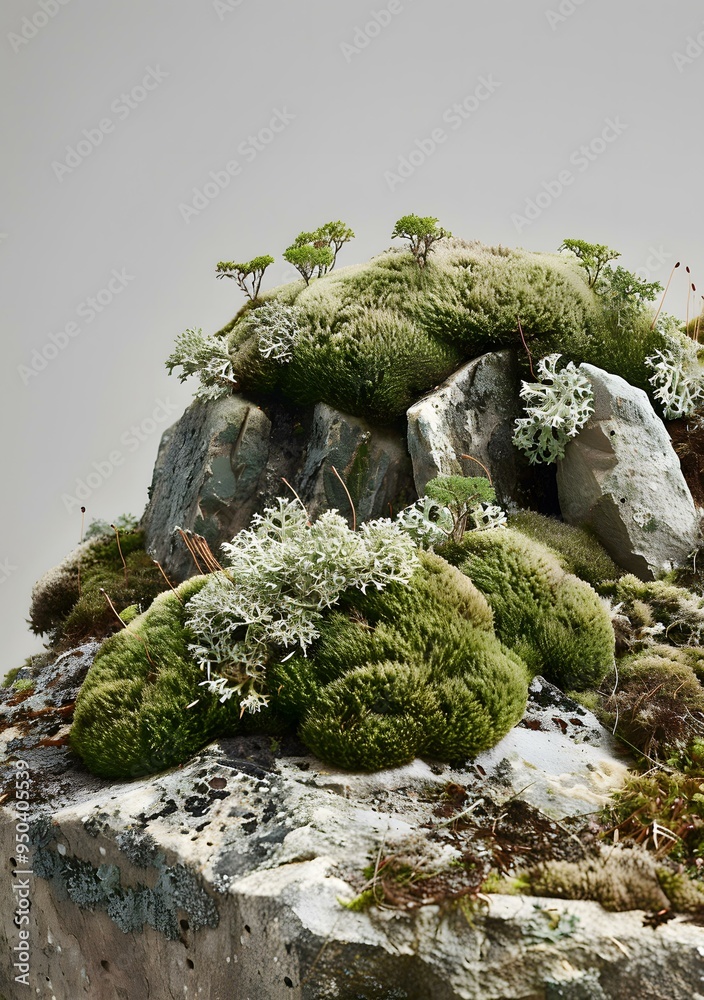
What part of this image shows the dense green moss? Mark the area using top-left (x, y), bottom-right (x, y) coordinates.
top-left (440, 528), bottom-right (615, 690)
top-left (600, 574), bottom-right (704, 649)
top-left (507, 510), bottom-right (624, 588)
top-left (30, 529), bottom-right (165, 648)
top-left (272, 550), bottom-right (529, 770)
top-left (218, 240), bottom-right (625, 421)
top-left (73, 551), bottom-right (529, 777)
top-left (70, 577), bottom-right (246, 778)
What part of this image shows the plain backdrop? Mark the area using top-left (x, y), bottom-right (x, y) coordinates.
top-left (2, 0), bottom-right (703, 677)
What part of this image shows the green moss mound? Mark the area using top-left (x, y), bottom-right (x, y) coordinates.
top-left (508, 510), bottom-right (624, 588)
top-left (73, 551), bottom-right (529, 777)
top-left (221, 240), bottom-right (613, 421)
top-left (600, 574), bottom-right (704, 649)
top-left (526, 846), bottom-right (704, 913)
top-left (598, 644), bottom-right (704, 759)
top-left (440, 528), bottom-right (615, 690)
top-left (30, 529), bottom-right (165, 648)
top-left (271, 550), bottom-right (529, 770)
top-left (70, 577), bottom-right (247, 778)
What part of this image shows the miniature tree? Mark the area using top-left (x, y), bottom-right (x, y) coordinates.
top-left (313, 220), bottom-right (355, 268)
top-left (283, 243), bottom-right (334, 284)
top-left (558, 238), bottom-right (620, 289)
top-left (215, 255), bottom-right (274, 301)
top-left (391, 215), bottom-right (451, 269)
top-left (424, 476), bottom-right (499, 542)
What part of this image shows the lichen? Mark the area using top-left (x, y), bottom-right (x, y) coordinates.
top-left (31, 825), bottom-right (219, 940)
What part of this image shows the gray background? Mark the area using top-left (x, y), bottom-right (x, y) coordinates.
top-left (2, 0), bottom-right (702, 677)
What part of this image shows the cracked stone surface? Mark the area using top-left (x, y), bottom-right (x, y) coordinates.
top-left (3, 652), bottom-right (703, 998)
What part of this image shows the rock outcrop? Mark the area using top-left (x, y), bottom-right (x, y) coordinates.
top-left (6, 652), bottom-right (699, 1000)
top-left (406, 350), bottom-right (549, 511)
top-left (142, 395), bottom-right (272, 581)
top-left (142, 396), bottom-right (415, 580)
top-left (557, 365), bottom-right (700, 579)
top-left (297, 402), bottom-right (414, 523)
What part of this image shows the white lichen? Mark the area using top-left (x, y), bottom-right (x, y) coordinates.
top-left (512, 354), bottom-right (594, 464)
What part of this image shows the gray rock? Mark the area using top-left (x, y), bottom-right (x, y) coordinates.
top-left (472, 676), bottom-right (631, 819)
top-left (406, 350), bottom-right (540, 510)
top-left (6, 656), bottom-right (695, 1000)
top-left (4, 733), bottom-right (702, 1000)
top-left (296, 402), bottom-right (415, 523)
top-left (141, 395), bottom-right (272, 580)
top-left (557, 365), bottom-right (700, 579)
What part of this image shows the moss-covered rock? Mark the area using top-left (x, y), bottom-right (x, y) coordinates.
top-left (527, 846), bottom-right (704, 913)
top-left (70, 577), bottom-right (247, 778)
top-left (600, 574), bottom-right (704, 649)
top-left (30, 528), bottom-right (165, 648)
top-left (507, 509), bottom-right (624, 588)
top-left (219, 240), bottom-right (634, 422)
top-left (598, 644), bottom-right (704, 759)
top-left (272, 550), bottom-right (529, 770)
top-left (440, 528), bottom-right (615, 690)
top-left (72, 551), bottom-right (529, 777)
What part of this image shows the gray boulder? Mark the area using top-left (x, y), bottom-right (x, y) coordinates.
top-left (141, 395), bottom-right (271, 580)
top-left (557, 365), bottom-right (700, 579)
top-left (297, 402), bottom-right (414, 523)
top-left (7, 655), bottom-right (699, 1000)
top-left (406, 350), bottom-right (540, 510)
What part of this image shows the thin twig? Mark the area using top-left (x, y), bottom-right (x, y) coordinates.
top-left (435, 797), bottom-right (485, 828)
top-left (77, 505), bottom-right (86, 596)
top-left (651, 261), bottom-right (681, 330)
top-left (177, 528), bottom-right (205, 574)
top-left (610, 659), bottom-right (620, 736)
top-left (516, 314), bottom-right (535, 378)
top-left (331, 465), bottom-right (356, 533)
top-left (111, 523), bottom-right (128, 585)
top-left (459, 454), bottom-right (493, 485)
top-left (100, 588), bottom-right (155, 667)
top-left (153, 560), bottom-right (183, 603)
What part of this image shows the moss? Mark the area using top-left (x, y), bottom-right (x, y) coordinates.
top-left (526, 847), bottom-right (671, 912)
top-left (607, 770), bottom-right (704, 866)
top-left (29, 528), bottom-right (166, 648)
top-left (218, 240), bottom-right (613, 421)
top-left (598, 644), bottom-right (704, 759)
top-left (70, 577), bottom-right (244, 779)
top-left (507, 510), bottom-right (624, 587)
top-left (3, 666), bottom-right (21, 687)
top-left (530, 846), bottom-right (704, 915)
top-left (599, 574), bottom-right (704, 649)
top-left (272, 550), bottom-right (529, 771)
top-left (440, 528), bottom-right (615, 691)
